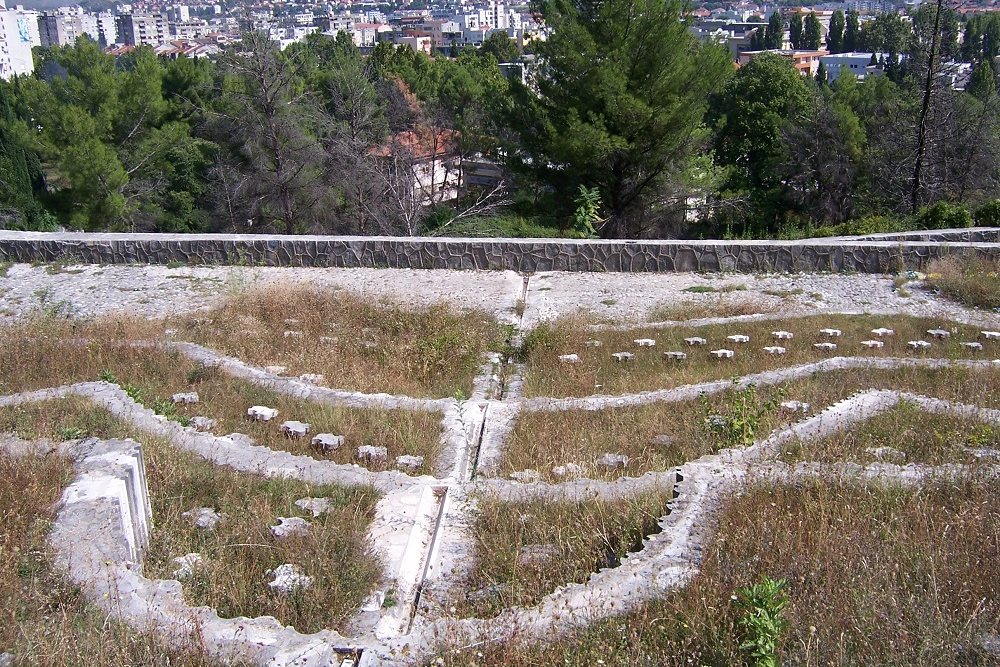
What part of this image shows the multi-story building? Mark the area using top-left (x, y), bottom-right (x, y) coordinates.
top-left (738, 48), bottom-right (829, 76)
top-left (38, 11), bottom-right (82, 46)
top-left (820, 51), bottom-right (885, 82)
top-left (115, 13), bottom-right (168, 46)
top-left (0, 6), bottom-right (34, 79)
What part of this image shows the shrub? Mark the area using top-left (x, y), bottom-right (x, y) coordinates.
top-left (915, 201), bottom-right (973, 230)
top-left (974, 199), bottom-right (1000, 227)
top-left (734, 575), bottom-right (790, 667)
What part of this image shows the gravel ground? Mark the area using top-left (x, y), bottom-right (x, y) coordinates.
top-left (1, 262), bottom-right (997, 328)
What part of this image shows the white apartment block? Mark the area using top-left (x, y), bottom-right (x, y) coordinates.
top-left (0, 7), bottom-right (34, 79)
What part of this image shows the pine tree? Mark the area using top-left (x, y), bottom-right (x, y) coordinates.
top-left (766, 11), bottom-right (784, 49)
top-left (816, 60), bottom-right (828, 85)
top-left (844, 9), bottom-right (860, 52)
top-left (804, 14), bottom-right (822, 50)
top-left (828, 10), bottom-right (845, 53)
top-left (789, 13), bottom-right (803, 50)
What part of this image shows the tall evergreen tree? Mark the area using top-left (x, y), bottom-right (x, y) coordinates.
top-left (506, 0), bottom-right (732, 237)
top-left (789, 13), bottom-right (803, 49)
top-left (844, 9), bottom-right (860, 52)
top-left (828, 10), bottom-right (845, 53)
top-left (804, 14), bottom-right (822, 50)
top-left (766, 11), bottom-right (784, 49)
top-left (816, 60), bottom-right (828, 85)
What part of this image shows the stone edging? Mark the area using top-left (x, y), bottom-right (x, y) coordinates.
top-left (3, 230), bottom-right (1000, 273)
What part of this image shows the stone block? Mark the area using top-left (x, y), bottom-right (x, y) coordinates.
top-left (356, 445), bottom-right (388, 464)
top-left (710, 348), bottom-right (734, 359)
top-left (633, 338), bottom-right (656, 347)
top-left (171, 392), bottom-right (199, 405)
top-left (726, 334), bottom-right (749, 343)
top-left (268, 563), bottom-right (313, 594)
top-left (771, 331), bottom-right (794, 340)
top-left (558, 354), bottom-right (580, 363)
top-left (813, 342), bottom-right (837, 351)
top-left (927, 328), bottom-right (951, 339)
top-left (189, 416), bottom-right (215, 431)
top-left (585, 339), bottom-right (603, 347)
top-left (819, 328), bottom-right (842, 337)
top-left (182, 507), bottom-right (223, 530)
top-left (295, 497), bottom-right (332, 516)
top-left (860, 340), bottom-right (884, 349)
top-left (908, 340), bottom-right (932, 350)
top-left (664, 351), bottom-right (687, 360)
top-left (685, 337), bottom-right (707, 346)
top-left (280, 420), bottom-right (311, 438)
top-left (595, 452), bottom-right (629, 469)
top-left (171, 553), bottom-right (203, 579)
top-left (247, 405), bottom-right (279, 421)
top-left (611, 352), bottom-right (635, 362)
top-left (271, 517), bottom-right (311, 539)
top-left (311, 433), bottom-right (345, 453)
top-left (871, 327), bottom-right (895, 337)
top-left (963, 341), bottom-right (984, 351)
top-left (982, 331), bottom-right (1000, 341)
top-left (395, 455), bottom-right (425, 472)
top-left (763, 346), bottom-right (786, 355)
top-left (283, 331), bottom-right (303, 338)
top-left (551, 462), bottom-right (583, 479)
top-left (780, 401), bottom-right (811, 413)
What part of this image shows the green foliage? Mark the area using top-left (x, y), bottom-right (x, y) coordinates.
top-left (505, 0), bottom-right (732, 237)
top-left (733, 576), bottom-right (790, 667)
top-left (974, 199), bottom-right (1000, 227)
top-left (701, 381), bottom-right (785, 450)
top-left (827, 10), bottom-right (845, 53)
top-left (803, 14), bottom-right (822, 50)
top-left (765, 12), bottom-right (783, 49)
top-left (916, 201), bottom-right (973, 229)
top-left (571, 185), bottom-right (603, 238)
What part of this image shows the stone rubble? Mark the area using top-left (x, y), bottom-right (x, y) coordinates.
top-left (271, 517), bottom-right (311, 539)
top-left (182, 507), bottom-right (223, 530)
top-left (267, 564), bottom-right (313, 594)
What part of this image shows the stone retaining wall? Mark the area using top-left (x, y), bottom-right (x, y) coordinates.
top-left (3, 230), bottom-right (1000, 273)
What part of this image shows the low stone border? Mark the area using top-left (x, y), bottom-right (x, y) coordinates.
top-left (3, 230), bottom-right (1000, 273)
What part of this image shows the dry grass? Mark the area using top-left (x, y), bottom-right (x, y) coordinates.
top-left (167, 284), bottom-right (507, 398)
top-left (0, 399), bottom-right (382, 634)
top-left (438, 477), bottom-right (1000, 666)
top-left (0, 317), bottom-right (443, 474)
top-left (782, 400), bottom-right (1000, 465)
top-left (520, 314), bottom-right (990, 398)
top-left (0, 451), bottom-right (236, 666)
top-left (928, 254), bottom-right (1000, 310)
top-left (503, 364), bottom-right (1000, 481)
top-left (460, 492), bottom-right (670, 618)
top-left (646, 296), bottom-right (780, 323)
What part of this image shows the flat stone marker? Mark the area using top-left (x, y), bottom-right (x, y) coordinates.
top-left (982, 331), bottom-right (1000, 341)
top-left (299, 373), bottom-right (325, 384)
top-left (727, 334), bottom-right (750, 343)
top-left (633, 338), bottom-right (656, 347)
top-left (871, 328), bottom-right (895, 337)
top-left (395, 455), bottom-right (424, 472)
top-left (551, 462), bottom-right (584, 479)
top-left (510, 469), bottom-right (540, 483)
top-left (320, 336), bottom-right (338, 344)
top-left (611, 352), bottom-right (635, 362)
top-left (283, 318), bottom-right (300, 325)
top-left (189, 416), bottom-right (215, 431)
top-left (927, 329), bottom-right (951, 339)
top-left (171, 552), bottom-right (203, 579)
top-left (585, 339), bottom-right (603, 347)
top-left (685, 337), bottom-right (707, 346)
top-left (772, 331), bottom-right (794, 340)
top-left (963, 342), bottom-right (984, 351)
top-left (247, 405), bottom-right (279, 421)
top-left (281, 421), bottom-right (311, 438)
top-left (710, 348), bottom-right (734, 359)
top-left (271, 517), bottom-right (311, 539)
top-left (595, 452), bottom-right (629, 469)
top-left (182, 507), bottom-right (223, 530)
top-left (356, 445), bottom-right (388, 464)
top-left (558, 354), bottom-right (580, 363)
top-left (908, 340), bottom-right (932, 350)
top-left (171, 392), bottom-right (199, 405)
top-left (813, 342), bottom-right (837, 351)
top-left (264, 365), bottom-right (287, 375)
top-left (283, 330), bottom-right (303, 338)
top-left (295, 497), bottom-right (332, 517)
top-left (819, 328), bottom-right (842, 337)
top-left (860, 340), bottom-right (884, 349)
top-left (268, 564), bottom-right (313, 594)
top-left (664, 351), bottom-right (687, 360)
top-left (763, 346), bottom-right (786, 355)
top-left (780, 400), bottom-right (811, 413)
top-left (517, 544), bottom-right (559, 567)
top-left (866, 446), bottom-right (906, 463)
